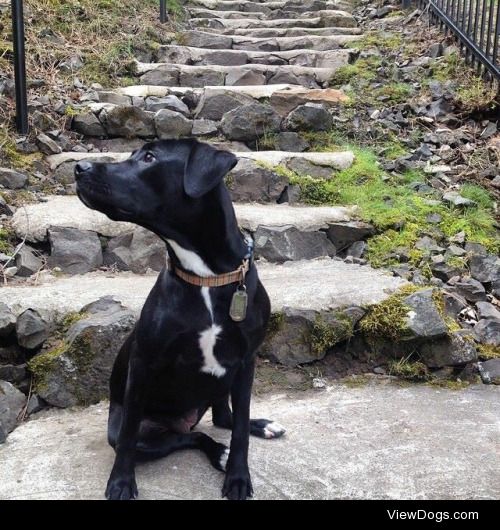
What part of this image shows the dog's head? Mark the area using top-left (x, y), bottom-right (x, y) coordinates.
top-left (74, 139), bottom-right (238, 237)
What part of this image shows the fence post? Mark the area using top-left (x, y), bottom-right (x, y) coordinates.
top-left (11, 0), bottom-right (29, 135)
top-left (160, 0), bottom-right (168, 23)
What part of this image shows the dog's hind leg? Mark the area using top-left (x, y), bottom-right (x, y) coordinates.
top-left (212, 397), bottom-right (286, 440)
top-left (109, 403), bottom-right (228, 472)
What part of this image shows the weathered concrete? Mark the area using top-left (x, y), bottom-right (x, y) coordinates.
top-left (204, 27), bottom-right (362, 38)
top-left (0, 381), bottom-right (498, 499)
top-left (46, 149), bottom-right (355, 172)
top-left (0, 259), bottom-right (406, 316)
top-left (11, 196), bottom-right (356, 242)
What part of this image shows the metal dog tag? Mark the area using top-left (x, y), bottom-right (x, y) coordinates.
top-left (230, 287), bottom-right (248, 322)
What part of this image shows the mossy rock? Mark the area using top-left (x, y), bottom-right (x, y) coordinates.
top-left (28, 307), bottom-right (136, 407)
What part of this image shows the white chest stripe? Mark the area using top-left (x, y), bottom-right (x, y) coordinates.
top-left (167, 240), bottom-right (226, 378)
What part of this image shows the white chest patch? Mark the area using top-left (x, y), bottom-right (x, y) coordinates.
top-left (199, 324), bottom-right (226, 378)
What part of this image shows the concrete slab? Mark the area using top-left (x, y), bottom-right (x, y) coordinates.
top-left (1, 381), bottom-right (498, 499)
top-left (46, 149), bottom-right (355, 172)
top-left (0, 258), bottom-right (406, 315)
top-left (214, 26), bottom-right (362, 38)
top-left (11, 196), bottom-right (356, 242)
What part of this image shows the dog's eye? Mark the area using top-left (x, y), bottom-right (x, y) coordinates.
top-left (144, 152), bottom-right (156, 163)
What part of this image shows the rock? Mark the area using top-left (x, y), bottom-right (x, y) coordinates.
top-left (139, 67), bottom-right (180, 87)
top-left (0, 167), bottom-right (28, 189)
top-left (154, 109), bottom-right (193, 139)
top-left (28, 306), bottom-right (136, 408)
top-left (262, 307), bottom-right (362, 366)
top-left (326, 222), bottom-right (375, 252)
top-left (443, 291), bottom-right (468, 318)
top-left (0, 364), bottom-right (27, 384)
top-left (479, 359), bottom-right (500, 384)
top-left (442, 191), bottom-right (476, 207)
top-left (0, 381), bottom-right (26, 443)
top-left (26, 394), bottom-right (44, 415)
top-left (101, 106), bottom-right (155, 138)
top-left (59, 55), bottom-right (84, 72)
top-left (346, 241), bottom-right (366, 259)
top-left (97, 91), bottom-right (131, 106)
top-left (194, 89), bottom-right (256, 121)
top-left (254, 226), bottom-right (335, 262)
top-left (231, 159), bottom-right (288, 203)
top-left (474, 319), bottom-right (500, 346)
top-left (180, 68), bottom-right (226, 88)
top-left (415, 236), bottom-right (444, 253)
top-left (36, 133), bottom-right (61, 155)
top-left (454, 278), bottom-right (487, 302)
top-left (480, 121), bottom-right (497, 139)
top-left (276, 132), bottom-right (309, 152)
top-left (0, 303), bottom-right (16, 337)
top-left (475, 302), bottom-right (500, 321)
top-left (284, 103), bottom-right (333, 132)
top-left (420, 332), bottom-right (477, 368)
top-left (81, 296), bottom-right (125, 315)
top-left (469, 253), bottom-right (500, 284)
top-left (15, 246), bottom-right (43, 277)
top-left (221, 103), bottom-right (282, 141)
top-left (427, 43), bottom-right (444, 58)
top-left (145, 95), bottom-right (190, 115)
top-left (104, 227), bottom-right (166, 273)
top-left (270, 88), bottom-right (348, 117)
top-left (48, 227), bottom-right (103, 275)
top-left (181, 31), bottom-right (233, 50)
top-left (16, 309), bottom-right (52, 350)
top-left (430, 263), bottom-right (461, 282)
top-left (278, 185), bottom-right (302, 204)
top-left (403, 289), bottom-right (448, 340)
top-left (226, 69), bottom-right (266, 86)
top-left (447, 244), bottom-right (466, 257)
top-left (72, 113), bottom-right (106, 137)
top-left (192, 119), bottom-right (218, 136)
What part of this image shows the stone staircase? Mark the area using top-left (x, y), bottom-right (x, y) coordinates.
top-left (2, 0), bottom-right (422, 421)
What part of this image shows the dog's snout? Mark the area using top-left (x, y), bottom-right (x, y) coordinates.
top-left (75, 161), bottom-right (93, 178)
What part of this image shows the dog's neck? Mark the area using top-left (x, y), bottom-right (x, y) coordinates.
top-left (162, 186), bottom-right (249, 276)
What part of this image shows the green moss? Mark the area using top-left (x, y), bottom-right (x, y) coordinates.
top-left (478, 344), bottom-right (500, 360)
top-left (0, 132), bottom-right (42, 170)
top-left (428, 379), bottom-right (470, 390)
top-left (28, 342), bottom-right (68, 392)
top-left (59, 311), bottom-right (89, 333)
top-left (0, 227), bottom-right (15, 254)
top-left (342, 374), bottom-right (371, 388)
top-left (389, 358), bottom-right (430, 381)
top-left (267, 312), bottom-right (285, 335)
top-left (311, 313), bottom-right (354, 355)
top-left (349, 32), bottom-right (403, 52)
top-left (330, 56), bottom-right (382, 86)
top-left (64, 105), bottom-right (84, 118)
top-left (360, 291), bottom-right (413, 342)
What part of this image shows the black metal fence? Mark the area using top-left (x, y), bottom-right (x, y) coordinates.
top-left (413, 0), bottom-right (500, 80)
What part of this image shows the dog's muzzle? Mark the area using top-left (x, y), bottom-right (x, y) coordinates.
top-left (75, 161), bottom-right (93, 180)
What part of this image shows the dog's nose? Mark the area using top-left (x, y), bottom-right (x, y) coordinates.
top-left (74, 161), bottom-right (93, 179)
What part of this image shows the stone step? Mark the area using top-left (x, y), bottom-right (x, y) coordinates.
top-left (136, 61), bottom-right (341, 89)
top-left (11, 195), bottom-right (355, 242)
top-left (1, 258), bottom-right (404, 316)
top-left (178, 31), bottom-right (360, 51)
top-left (189, 26), bottom-right (362, 38)
top-left (156, 45), bottom-right (352, 68)
top-left (45, 150), bottom-right (354, 201)
top-left (187, 0), bottom-right (354, 15)
top-left (190, 11), bottom-right (358, 31)
top-left (188, 7), bottom-right (354, 20)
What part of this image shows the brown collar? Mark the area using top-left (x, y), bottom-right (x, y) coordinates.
top-left (166, 258), bottom-right (250, 288)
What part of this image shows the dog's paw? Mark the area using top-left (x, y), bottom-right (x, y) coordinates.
top-left (222, 470), bottom-right (253, 500)
top-left (208, 443), bottom-right (230, 472)
top-left (105, 473), bottom-right (138, 500)
top-left (250, 419), bottom-right (286, 439)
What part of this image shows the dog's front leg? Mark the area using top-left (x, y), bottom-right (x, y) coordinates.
top-left (222, 356), bottom-right (255, 500)
top-left (106, 354), bottom-right (148, 500)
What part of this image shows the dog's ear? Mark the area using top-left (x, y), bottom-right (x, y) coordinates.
top-left (183, 142), bottom-right (238, 199)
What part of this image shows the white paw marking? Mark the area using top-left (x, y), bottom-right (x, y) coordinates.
top-left (219, 448), bottom-right (230, 471)
top-left (199, 324), bottom-right (226, 378)
top-left (263, 421), bottom-right (286, 439)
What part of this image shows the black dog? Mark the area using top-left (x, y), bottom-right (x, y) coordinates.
top-left (74, 139), bottom-right (285, 500)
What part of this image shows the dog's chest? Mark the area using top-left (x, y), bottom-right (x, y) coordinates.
top-left (197, 286), bottom-right (228, 378)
